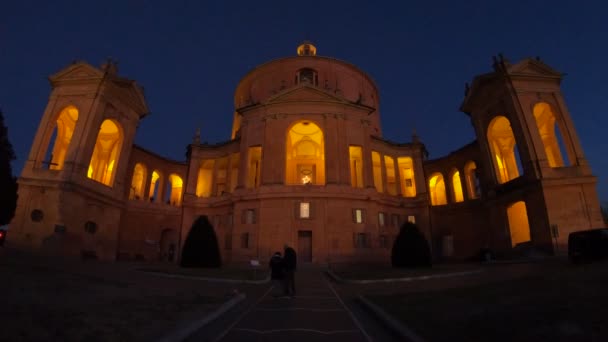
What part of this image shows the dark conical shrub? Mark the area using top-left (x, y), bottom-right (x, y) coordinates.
top-left (391, 222), bottom-right (432, 268)
top-left (180, 215), bottom-right (222, 268)
top-left (0, 109), bottom-right (18, 226)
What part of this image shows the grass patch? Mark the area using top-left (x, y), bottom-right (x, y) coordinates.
top-left (368, 262), bottom-right (608, 341)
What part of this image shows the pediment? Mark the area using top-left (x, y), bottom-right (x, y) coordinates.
top-left (265, 85), bottom-right (350, 105)
top-left (507, 58), bottom-right (562, 78)
top-left (49, 62), bottom-right (104, 83)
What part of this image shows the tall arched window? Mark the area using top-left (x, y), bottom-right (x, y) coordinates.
top-left (87, 119), bottom-right (123, 187)
top-left (398, 157), bottom-right (416, 197)
top-left (507, 201), bottom-right (531, 247)
top-left (533, 102), bottom-right (570, 167)
top-left (296, 68), bottom-right (318, 86)
top-left (45, 105), bottom-right (79, 170)
top-left (196, 160), bottom-right (214, 197)
top-left (464, 161), bottom-right (480, 199)
top-left (450, 169), bottom-right (464, 203)
top-left (149, 170), bottom-right (162, 202)
top-left (428, 173), bottom-right (447, 206)
top-left (371, 151), bottom-right (383, 193)
top-left (285, 121), bottom-right (325, 185)
top-left (129, 163), bottom-right (147, 200)
top-left (487, 116), bottom-right (522, 184)
top-left (165, 174), bottom-right (183, 206)
top-left (349, 146), bottom-right (363, 188)
top-left (384, 156), bottom-right (397, 195)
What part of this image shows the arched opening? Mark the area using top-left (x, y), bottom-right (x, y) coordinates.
top-left (149, 170), bottom-right (162, 202)
top-left (87, 119), bottom-right (123, 186)
top-left (159, 229), bottom-right (178, 262)
top-left (247, 146), bottom-right (262, 188)
top-left (44, 106), bottom-right (79, 170)
top-left (196, 160), bottom-right (214, 197)
top-left (384, 156), bottom-right (397, 195)
top-left (507, 201), bottom-right (531, 247)
top-left (129, 163), bottom-right (147, 200)
top-left (349, 146), bottom-right (363, 188)
top-left (428, 173), bottom-right (447, 206)
top-left (533, 102), bottom-right (570, 167)
top-left (285, 121), bottom-right (325, 185)
top-left (372, 151), bottom-right (384, 192)
top-left (164, 174), bottom-right (183, 206)
top-left (464, 161), bottom-right (480, 199)
top-left (487, 116), bottom-right (522, 184)
top-left (450, 169), bottom-right (464, 203)
top-left (398, 157), bottom-right (416, 197)
top-left (215, 157), bottom-right (228, 196)
top-left (295, 68), bottom-right (318, 86)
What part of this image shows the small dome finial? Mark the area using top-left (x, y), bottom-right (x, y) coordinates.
top-left (297, 41), bottom-right (317, 56)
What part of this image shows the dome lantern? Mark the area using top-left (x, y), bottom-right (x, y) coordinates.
top-left (297, 41), bottom-right (317, 56)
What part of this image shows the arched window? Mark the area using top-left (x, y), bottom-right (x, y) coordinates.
top-left (384, 156), bottom-right (397, 195)
top-left (487, 116), bottom-right (522, 184)
top-left (296, 68), bottom-right (318, 86)
top-left (428, 173), bottom-right (447, 206)
top-left (533, 102), bottom-right (570, 167)
top-left (398, 157), bottom-right (416, 197)
top-left (44, 105), bottom-right (79, 170)
top-left (371, 151), bottom-right (383, 193)
top-left (129, 163), bottom-right (147, 200)
top-left (450, 169), bottom-right (464, 203)
top-left (196, 160), bottom-right (214, 197)
top-left (464, 161), bottom-right (480, 199)
top-left (149, 170), bottom-right (162, 202)
top-left (87, 119), bottom-right (123, 187)
top-left (165, 174), bottom-right (183, 206)
top-left (285, 121), bottom-right (325, 185)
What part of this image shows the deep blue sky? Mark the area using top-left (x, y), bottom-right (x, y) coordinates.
top-left (2, 1), bottom-right (607, 201)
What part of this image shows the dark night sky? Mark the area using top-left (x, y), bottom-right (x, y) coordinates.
top-left (2, 1), bottom-right (607, 201)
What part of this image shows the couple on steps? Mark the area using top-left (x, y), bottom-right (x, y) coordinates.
top-left (269, 245), bottom-right (297, 298)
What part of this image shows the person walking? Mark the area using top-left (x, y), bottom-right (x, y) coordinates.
top-left (269, 251), bottom-right (284, 297)
top-left (283, 244), bottom-right (297, 298)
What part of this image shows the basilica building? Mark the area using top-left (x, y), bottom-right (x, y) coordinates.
top-left (8, 42), bottom-right (605, 264)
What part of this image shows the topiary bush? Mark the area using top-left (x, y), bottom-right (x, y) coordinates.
top-left (391, 222), bottom-right (432, 268)
top-left (180, 215), bottom-right (222, 268)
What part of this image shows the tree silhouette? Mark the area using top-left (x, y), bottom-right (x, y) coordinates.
top-left (391, 222), bottom-right (432, 268)
top-left (0, 109), bottom-right (18, 225)
top-left (180, 215), bottom-right (221, 268)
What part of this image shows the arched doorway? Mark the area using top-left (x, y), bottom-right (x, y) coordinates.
top-left (87, 119), bottom-right (123, 186)
top-left (159, 229), bottom-right (178, 262)
top-left (44, 105), bottom-right (79, 170)
top-left (487, 116), bottom-right (522, 184)
top-left (428, 172), bottom-right (447, 206)
top-left (285, 121), bottom-right (325, 185)
top-left (533, 102), bottom-right (570, 167)
top-left (507, 201), bottom-right (531, 247)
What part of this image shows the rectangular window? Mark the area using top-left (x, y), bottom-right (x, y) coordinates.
top-left (247, 146), bottom-right (262, 189)
top-left (355, 233), bottom-right (369, 248)
top-left (225, 233), bottom-right (232, 250)
top-left (391, 214), bottom-right (400, 227)
top-left (244, 209), bottom-right (256, 224)
top-left (378, 212), bottom-right (385, 227)
top-left (384, 156), bottom-right (397, 195)
top-left (241, 232), bottom-right (249, 249)
top-left (353, 209), bottom-right (364, 223)
top-left (379, 234), bottom-right (388, 248)
top-left (300, 202), bottom-right (310, 218)
top-left (349, 146), bottom-right (363, 188)
top-left (372, 151), bottom-right (384, 193)
top-left (407, 215), bottom-right (416, 224)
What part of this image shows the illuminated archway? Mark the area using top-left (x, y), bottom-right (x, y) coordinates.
top-left (46, 106), bottom-right (79, 170)
top-left (398, 157), bottom-right (416, 197)
top-left (87, 119), bottom-right (123, 186)
top-left (487, 116), bottom-right (521, 184)
top-left (533, 102), bottom-right (569, 167)
top-left (165, 174), bottom-right (183, 206)
top-left (464, 161), bottom-right (480, 199)
top-left (349, 146), bottom-right (363, 188)
top-left (384, 156), bottom-right (397, 195)
top-left (129, 163), bottom-right (147, 200)
top-left (428, 173), bottom-right (447, 206)
top-left (507, 201), bottom-right (531, 247)
top-left (371, 151), bottom-right (383, 192)
top-left (196, 160), bottom-right (214, 197)
top-left (285, 121), bottom-right (325, 185)
top-left (450, 169), bottom-right (464, 203)
top-left (149, 170), bottom-right (162, 202)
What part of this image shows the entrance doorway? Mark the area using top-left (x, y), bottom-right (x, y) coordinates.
top-left (298, 230), bottom-right (312, 263)
top-left (507, 201), bottom-right (531, 247)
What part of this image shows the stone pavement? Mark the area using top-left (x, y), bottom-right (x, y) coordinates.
top-left (196, 268), bottom-right (381, 342)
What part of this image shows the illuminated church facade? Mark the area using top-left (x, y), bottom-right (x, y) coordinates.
top-left (9, 42), bottom-right (605, 263)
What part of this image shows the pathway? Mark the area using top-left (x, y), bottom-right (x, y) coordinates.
top-left (210, 269), bottom-right (373, 342)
